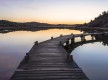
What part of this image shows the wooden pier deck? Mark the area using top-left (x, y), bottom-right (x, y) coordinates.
top-left (10, 34), bottom-right (92, 80)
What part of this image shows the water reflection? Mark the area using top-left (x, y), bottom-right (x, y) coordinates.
top-left (0, 27), bottom-right (78, 34)
top-left (0, 29), bottom-right (82, 80)
top-left (73, 42), bottom-right (108, 80)
top-left (65, 34), bottom-right (108, 80)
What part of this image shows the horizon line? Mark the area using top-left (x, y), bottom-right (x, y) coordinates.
top-left (0, 19), bottom-right (85, 25)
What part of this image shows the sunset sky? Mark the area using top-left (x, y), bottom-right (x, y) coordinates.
top-left (0, 0), bottom-right (108, 24)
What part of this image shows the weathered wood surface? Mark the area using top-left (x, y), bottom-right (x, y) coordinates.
top-left (60, 32), bottom-right (106, 44)
top-left (10, 33), bottom-right (92, 80)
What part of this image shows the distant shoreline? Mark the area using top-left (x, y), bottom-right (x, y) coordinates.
top-left (1, 20), bottom-right (108, 32)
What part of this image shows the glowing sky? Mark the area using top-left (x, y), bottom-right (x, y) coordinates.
top-left (0, 0), bottom-right (108, 24)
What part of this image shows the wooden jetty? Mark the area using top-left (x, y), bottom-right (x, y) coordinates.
top-left (11, 32), bottom-right (106, 80)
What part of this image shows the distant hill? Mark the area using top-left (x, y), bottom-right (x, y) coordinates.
top-left (0, 20), bottom-right (75, 29)
top-left (0, 20), bottom-right (51, 28)
top-left (86, 11), bottom-right (108, 27)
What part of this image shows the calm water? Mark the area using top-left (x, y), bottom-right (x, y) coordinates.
top-left (72, 38), bottom-right (108, 80)
top-left (0, 29), bottom-right (82, 80)
top-left (1, 29), bottom-right (108, 80)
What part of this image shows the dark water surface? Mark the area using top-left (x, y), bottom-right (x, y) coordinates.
top-left (0, 29), bottom-right (82, 80)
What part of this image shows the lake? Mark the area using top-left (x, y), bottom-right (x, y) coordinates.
top-left (0, 28), bottom-right (82, 80)
top-left (70, 35), bottom-right (108, 80)
top-left (72, 41), bottom-right (108, 80)
top-left (1, 28), bottom-right (108, 80)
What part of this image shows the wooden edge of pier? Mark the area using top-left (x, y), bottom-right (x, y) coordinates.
top-left (10, 32), bottom-right (107, 80)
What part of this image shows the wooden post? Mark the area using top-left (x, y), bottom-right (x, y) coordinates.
top-left (66, 38), bottom-right (70, 45)
top-left (71, 37), bottom-right (75, 44)
top-left (71, 34), bottom-right (74, 43)
top-left (91, 34), bottom-right (94, 40)
top-left (81, 34), bottom-right (83, 41)
top-left (71, 33), bottom-right (73, 35)
top-left (60, 34), bottom-right (63, 37)
top-left (92, 36), bottom-right (94, 40)
top-left (67, 54), bottom-right (73, 62)
top-left (51, 37), bottom-right (53, 39)
top-left (81, 34), bottom-right (86, 42)
top-left (35, 41), bottom-right (38, 44)
top-left (25, 53), bottom-right (29, 63)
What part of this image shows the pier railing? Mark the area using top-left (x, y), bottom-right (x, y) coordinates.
top-left (60, 32), bottom-right (108, 62)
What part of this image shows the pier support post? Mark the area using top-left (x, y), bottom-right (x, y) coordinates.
top-left (71, 37), bottom-right (75, 43)
top-left (71, 33), bottom-right (73, 35)
top-left (91, 34), bottom-right (94, 40)
top-left (60, 34), bottom-right (63, 37)
top-left (81, 34), bottom-right (86, 42)
top-left (65, 38), bottom-right (71, 52)
top-left (25, 53), bottom-right (29, 63)
top-left (59, 41), bottom-right (63, 46)
top-left (71, 34), bottom-right (75, 44)
top-left (67, 54), bottom-right (73, 62)
top-left (51, 37), bottom-right (53, 40)
top-left (66, 38), bottom-right (70, 45)
top-left (71, 38), bottom-right (74, 44)
top-left (35, 41), bottom-right (38, 44)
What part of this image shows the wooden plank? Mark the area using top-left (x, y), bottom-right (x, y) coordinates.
top-left (10, 33), bottom-right (89, 80)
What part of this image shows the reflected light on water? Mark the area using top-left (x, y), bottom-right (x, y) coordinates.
top-left (0, 29), bottom-right (82, 80)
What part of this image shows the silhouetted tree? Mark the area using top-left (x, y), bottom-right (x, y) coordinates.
top-left (102, 11), bottom-right (107, 15)
top-left (86, 11), bottom-right (108, 27)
